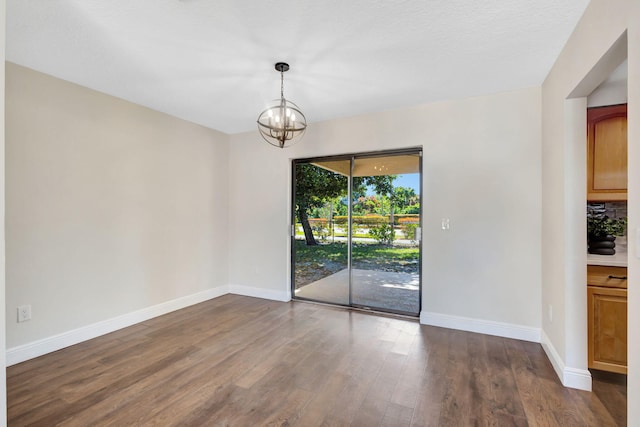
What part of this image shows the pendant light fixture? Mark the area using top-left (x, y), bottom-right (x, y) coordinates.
top-left (257, 62), bottom-right (307, 148)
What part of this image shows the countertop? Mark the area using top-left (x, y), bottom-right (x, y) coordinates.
top-left (587, 250), bottom-right (628, 267)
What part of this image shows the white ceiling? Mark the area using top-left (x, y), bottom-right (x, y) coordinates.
top-left (6, 0), bottom-right (591, 134)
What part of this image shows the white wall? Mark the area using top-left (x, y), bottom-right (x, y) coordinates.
top-left (5, 63), bottom-right (230, 354)
top-left (1, 0), bottom-right (7, 424)
top-left (587, 60), bottom-right (628, 108)
top-left (541, 0), bottom-right (639, 419)
top-left (229, 87), bottom-right (542, 336)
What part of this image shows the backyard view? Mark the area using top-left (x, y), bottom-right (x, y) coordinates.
top-left (293, 154), bottom-right (421, 315)
top-left (293, 222), bottom-right (420, 288)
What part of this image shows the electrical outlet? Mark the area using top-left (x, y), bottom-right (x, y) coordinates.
top-left (17, 305), bottom-right (31, 323)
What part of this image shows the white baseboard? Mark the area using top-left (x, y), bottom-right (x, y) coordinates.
top-left (228, 284), bottom-right (291, 302)
top-left (6, 286), bottom-right (229, 366)
top-left (540, 329), bottom-right (566, 383)
top-left (541, 330), bottom-right (592, 391)
top-left (419, 311), bottom-right (541, 343)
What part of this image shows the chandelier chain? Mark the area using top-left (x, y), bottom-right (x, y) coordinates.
top-left (280, 70), bottom-right (284, 99)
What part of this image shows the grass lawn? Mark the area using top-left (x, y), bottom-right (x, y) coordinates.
top-left (293, 240), bottom-right (419, 288)
top-left (294, 240), bottom-right (419, 263)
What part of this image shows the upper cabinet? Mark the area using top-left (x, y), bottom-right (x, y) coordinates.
top-left (587, 104), bottom-right (627, 201)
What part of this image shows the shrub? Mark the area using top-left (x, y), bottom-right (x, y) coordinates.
top-left (312, 225), bottom-right (329, 241)
top-left (305, 218), bottom-right (330, 241)
top-left (402, 205), bottom-right (420, 215)
top-left (353, 215), bottom-right (387, 226)
top-left (368, 223), bottom-right (395, 245)
top-left (333, 215), bottom-right (420, 226)
top-left (333, 216), bottom-right (349, 226)
top-left (397, 216), bottom-right (420, 224)
top-left (402, 223), bottom-right (419, 242)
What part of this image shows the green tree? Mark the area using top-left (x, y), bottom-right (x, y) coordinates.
top-left (295, 164), bottom-right (347, 245)
top-left (353, 175), bottom-right (395, 199)
top-left (369, 176), bottom-right (396, 222)
top-left (392, 187), bottom-right (417, 212)
top-left (295, 165), bottom-right (398, 245)
top-left (353, 195), bottom-right (381, 216)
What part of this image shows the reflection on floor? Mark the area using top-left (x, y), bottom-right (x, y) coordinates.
top-left (294, 268), bottom-right (419, 314)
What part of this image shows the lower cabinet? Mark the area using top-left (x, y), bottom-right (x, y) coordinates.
top-left (587, 265), bottom-right (627, 374)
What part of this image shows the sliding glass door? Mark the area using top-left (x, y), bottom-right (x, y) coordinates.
top-left (292, 149), bottom-right (422, 316)
top-left (350, 153), bottom-right (421, 314)
top-left (291, 159), bottom-right (350, 305)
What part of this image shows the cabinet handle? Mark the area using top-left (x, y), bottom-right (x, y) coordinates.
top-left (608, 275), bottom-right (627, 280)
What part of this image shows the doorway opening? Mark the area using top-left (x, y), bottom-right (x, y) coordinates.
top-left (584, 58), bottom-right (628, 421)
top-left (291, 148), bottom-right (422, 316)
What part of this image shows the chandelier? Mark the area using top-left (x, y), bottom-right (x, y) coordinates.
top-left (257, 62), bottom-right (307, 148)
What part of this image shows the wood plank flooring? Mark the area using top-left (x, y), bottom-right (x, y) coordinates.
top-left (7, 295), bottom-right (626, 426)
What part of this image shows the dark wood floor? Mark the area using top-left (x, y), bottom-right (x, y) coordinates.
top-left (591, 369), bottom-right (627, 427)
top-left (7, 295), bottom-right (626, 426)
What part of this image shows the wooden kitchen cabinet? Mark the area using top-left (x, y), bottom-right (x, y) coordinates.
top-left (587, 265), bottom-right (627, 374)
top-left (587, 104), bottom-right (627, 201)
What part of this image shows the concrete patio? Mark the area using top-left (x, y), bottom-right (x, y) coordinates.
top-left (294, 268), bottom-right (420, 314)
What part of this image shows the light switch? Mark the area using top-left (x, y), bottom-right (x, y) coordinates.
top-left (441, 218), bottom-right (450, 230)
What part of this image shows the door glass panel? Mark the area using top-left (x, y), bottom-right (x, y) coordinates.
top-left (292, 160), bottom-right (350, 305)
top-left (351, 154), bottom-right (421, 315)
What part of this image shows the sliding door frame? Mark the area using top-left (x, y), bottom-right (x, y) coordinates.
top-left (291, 147), bottom-right (423, 316)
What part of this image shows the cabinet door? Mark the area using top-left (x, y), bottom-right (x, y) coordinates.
top-left (587, 285), bottom-right (627, 373)
top-left (587, 104), bottom-right (627, 201)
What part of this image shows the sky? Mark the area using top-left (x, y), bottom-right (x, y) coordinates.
top-left (394, 173), bottom-right (420, 193)
top-left (365, 173), bottom-right (420, 196)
